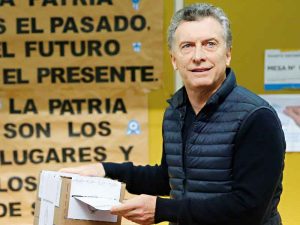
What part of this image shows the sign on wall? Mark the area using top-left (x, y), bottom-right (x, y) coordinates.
top-left (0, 88), bottom-right (148, 224)
top-left (264, 49), bottom-right (300, 90)
top-left (0, 1), bottom-right (163, 224)
top-left (0, 0), bottom-right (163, 90)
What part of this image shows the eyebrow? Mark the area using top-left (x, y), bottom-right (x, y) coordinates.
top-left (179, 38), bottom-right (219, 46)
top-left (202, 38), bottom-right (219, 43)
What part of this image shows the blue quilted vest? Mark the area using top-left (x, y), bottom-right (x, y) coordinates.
top-left (163, 69), bottom-right (282, 225)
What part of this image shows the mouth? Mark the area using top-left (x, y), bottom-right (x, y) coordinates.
top-left (190, 67), bottom-right (212, 73)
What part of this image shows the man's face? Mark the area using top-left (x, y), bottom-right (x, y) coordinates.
top-left (170, 17), bottom-right (231, 92)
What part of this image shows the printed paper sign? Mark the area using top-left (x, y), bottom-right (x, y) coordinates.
top-left (264, 49), bottom-right (300, 90)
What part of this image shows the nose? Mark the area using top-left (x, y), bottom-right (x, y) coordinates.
top-left (193, 43), bottom-right (206, 62)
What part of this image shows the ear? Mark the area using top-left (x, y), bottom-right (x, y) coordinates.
top-left (225, 47), bottom-right (232, 67)
top-left (170, 52), bottom-right (178, 70)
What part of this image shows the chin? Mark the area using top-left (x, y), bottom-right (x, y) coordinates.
top-left (190, 79), bottom-right (214, 89)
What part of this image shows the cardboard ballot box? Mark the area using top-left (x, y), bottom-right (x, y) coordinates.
top-left (34, 171), bottom-right (125, 225)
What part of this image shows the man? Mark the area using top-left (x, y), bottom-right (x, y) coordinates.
top-left (61, 3), bottom-right (286, 225)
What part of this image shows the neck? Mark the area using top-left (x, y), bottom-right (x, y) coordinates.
top-left (186, 89), bottom-right (211, 114)
top-left (186, 80), bottom-right (224, 114)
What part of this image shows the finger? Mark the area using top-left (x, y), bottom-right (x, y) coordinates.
top-left (79, 170), bottom-right (96, 176)
top-left (122, 209), bottom-right (141, 218)
top-left (111, 204), bottom-right (135, 215)
top-left (124, 215), bottom-right (139, 223)
top-left (124, 215), bottom-right (147, 225)
top-left (59, 167), bottom-right (81, 174)
top-left (110, 208), bottom-right (132, 216)
top-left (111, 205), bottom-right (134, 213)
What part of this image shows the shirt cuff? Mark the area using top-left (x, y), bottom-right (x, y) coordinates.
top-left (155, 197), bottom-right (181, 223)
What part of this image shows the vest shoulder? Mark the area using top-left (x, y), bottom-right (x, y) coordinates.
top-left (229, 86), bottom-right (270, 108)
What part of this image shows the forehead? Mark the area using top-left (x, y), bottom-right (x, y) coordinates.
top-left (174, 17), bottom-right (225, 42)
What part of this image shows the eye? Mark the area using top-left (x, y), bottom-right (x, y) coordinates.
top-left (181, 43), bottom-right (193, 49)
top-left (206, 41), bottom-right (217, 48)
top-left (180, 42), bottom-right (194, 54)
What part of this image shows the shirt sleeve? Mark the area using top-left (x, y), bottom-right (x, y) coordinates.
top-left (155, 107), bottom-right (286, 225)
top-left (102, 150), bottom-right (170, 196)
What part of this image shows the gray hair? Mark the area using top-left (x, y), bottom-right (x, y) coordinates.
top-left (167, 3), bottom-right (232, 50)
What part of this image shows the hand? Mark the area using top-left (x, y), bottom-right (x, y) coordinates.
top-left (59, 163), bottom-right (105, 177)
top-left (284, 105), bottom-right (300, 127)
top-left (111, 194), bottom-right (157, 225)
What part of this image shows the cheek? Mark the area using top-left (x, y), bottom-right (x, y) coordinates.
top-left (216, 51), bottom-right (229, 64)
top-left (208, 55), bottom-right (225, 69)
top-left (177, 58), bottom-right (190, 69)
top-left (176, 62), bottom-right (185, 72)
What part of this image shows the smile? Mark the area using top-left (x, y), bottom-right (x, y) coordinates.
top-left (190, 67), bottom-right (212, 72)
